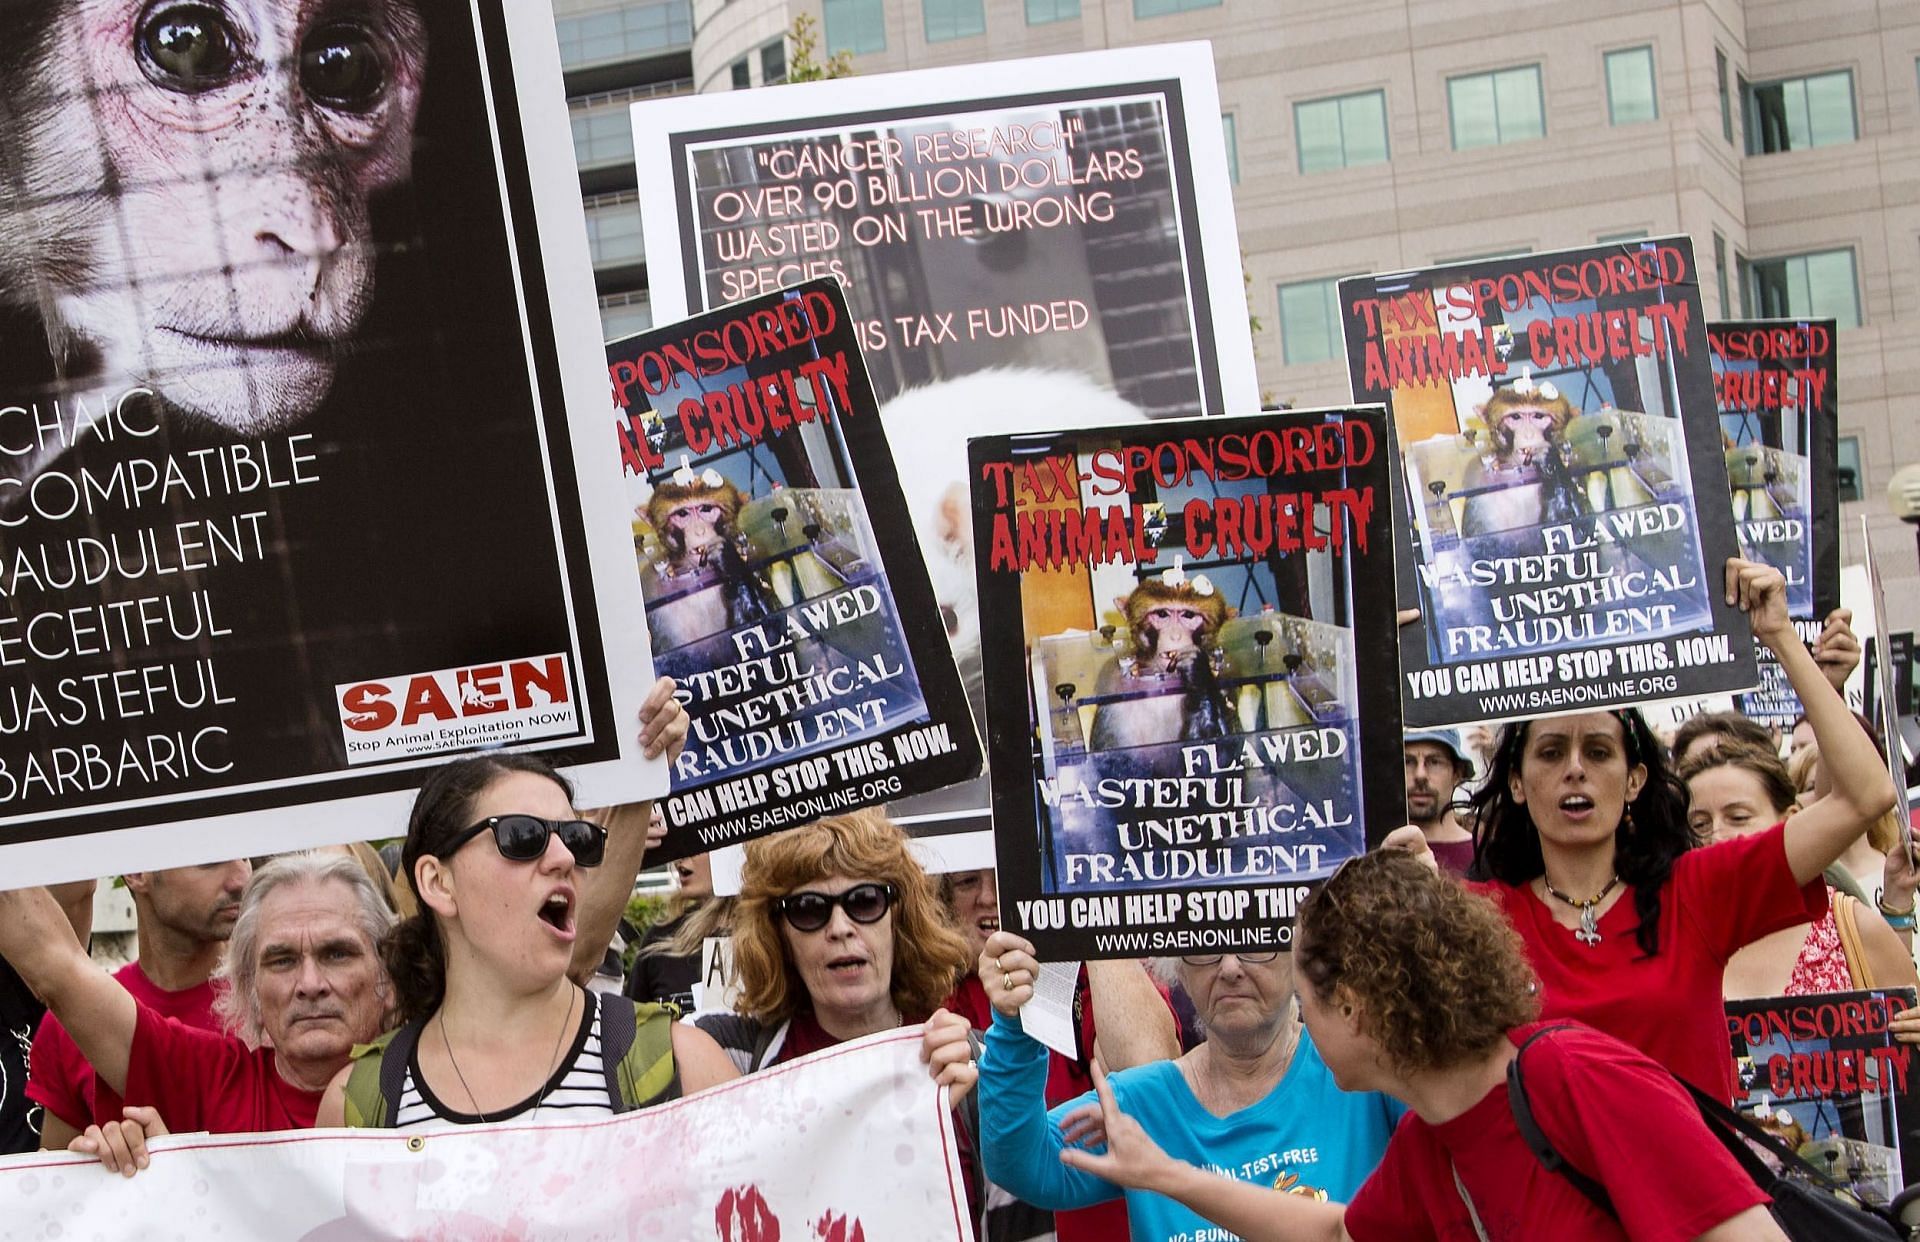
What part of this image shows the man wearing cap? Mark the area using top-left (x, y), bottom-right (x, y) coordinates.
top-left (1404, 729), bottom-right (1477, 875)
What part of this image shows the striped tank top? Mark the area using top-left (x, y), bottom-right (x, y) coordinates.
top-left (393, 989), bottom-right (617, 1130)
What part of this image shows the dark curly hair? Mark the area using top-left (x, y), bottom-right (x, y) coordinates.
top-left (1297, 851), bottom-right (1538, 1076)
top-left (1469, 708), bottom-right (1692, 957)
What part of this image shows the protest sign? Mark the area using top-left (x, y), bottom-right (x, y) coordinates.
top-left (1340, 239), bottom-right (1757, 726)
top-left (0, 1028), bottom-right (967, 1240)
top-left (0, 1), bottom-right (658, 886)
top-left (969, 409), bottom-right (1402, 959)
top-left (607, 282), bottom-right (978, 859)
top-left (632, 43), bottom-right (1259, 865)
top-left (1709, 319), bottom-right (1840, 730)
top-left (1726, 988), bottom-right (1920, 1210)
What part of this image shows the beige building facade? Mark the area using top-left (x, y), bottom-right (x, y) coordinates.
top-left (564, 0), bottom-right (1920, 611)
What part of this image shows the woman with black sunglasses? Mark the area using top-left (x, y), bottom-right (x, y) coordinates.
top-left (317, 679), bottom-right (738, 1129)
top-left (695, 807), bottom-right (973, 1072)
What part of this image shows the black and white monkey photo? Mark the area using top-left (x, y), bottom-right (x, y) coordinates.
top-left (0, 0), bottom-right (427, 478)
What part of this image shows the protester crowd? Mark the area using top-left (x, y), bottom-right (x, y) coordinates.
top-left (1, 558), bottom-right (1916, 1242)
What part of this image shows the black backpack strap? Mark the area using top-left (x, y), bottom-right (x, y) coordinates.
top-left (379, 1019), bottom-right (426, 1125)
top-left (1506, 1025), bottom-right (1617, 1218)
top-left (1678, 1078), bottom-right (1852, 1192)
top-left (596, 990), bottom-right (633, 1108)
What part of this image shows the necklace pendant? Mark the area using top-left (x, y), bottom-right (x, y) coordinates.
top-left (1574, 907), bottom-right (1602, 947)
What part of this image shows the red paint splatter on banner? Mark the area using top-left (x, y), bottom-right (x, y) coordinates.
top-left (716, 1185), bottom-right (781, 1241)
top-left (812, 1210), bottom-right (865, 1242)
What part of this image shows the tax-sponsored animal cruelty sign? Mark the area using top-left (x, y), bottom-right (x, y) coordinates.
top-left (607, 282), bottom-right (978, 859)
top-left (971, 409), bottom-right (1402, 960)
top-left (0, 0), bottom-right (660, 884)
top-left (1340, 239), bottom-right (1756, 726)
top-left (1709, 319), bottom-right (1840, 730)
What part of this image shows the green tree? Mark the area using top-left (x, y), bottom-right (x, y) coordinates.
top-left (785, 12), bottom-right (854, 82)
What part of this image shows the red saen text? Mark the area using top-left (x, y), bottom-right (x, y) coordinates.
top-left (340, 657), bottom-right (571, 733)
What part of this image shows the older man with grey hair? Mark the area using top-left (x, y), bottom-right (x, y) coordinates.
top-left (0, 853), bottom-right (393, 1142)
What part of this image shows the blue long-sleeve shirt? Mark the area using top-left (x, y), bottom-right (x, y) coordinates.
top-left (978, 1010), bottom-right (1401, 1242)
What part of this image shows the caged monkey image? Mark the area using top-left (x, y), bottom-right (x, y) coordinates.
top-left (0, 0), bottom-right (428, 475)
top-left (642, 459), bottom-right (778, 652)
top-left (1457, 372), bottom-right (1591, 537)
top-left (1087, 562), bottom-right (1234, 751)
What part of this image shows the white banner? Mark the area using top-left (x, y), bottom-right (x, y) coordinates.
top-left (0, 1029), bottom-right (967, 1241)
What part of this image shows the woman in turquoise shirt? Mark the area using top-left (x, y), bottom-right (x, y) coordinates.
top-left (951, 929), bottom-right (1401, 1242)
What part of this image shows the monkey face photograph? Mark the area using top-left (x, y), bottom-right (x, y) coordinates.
top-left (971, 415), bottom-right (1405, 905)
top-left (0, 0), bottom-right (431, 457)
top-left (0, 1), bottom-right (632, 831)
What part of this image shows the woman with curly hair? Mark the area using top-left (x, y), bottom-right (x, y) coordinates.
top-left (1050, 851), bottom-right (1785, 1241)
top-left (695, 808), bottom-right (974, 1070)
top-left (1464, 559), bottom-right (1895, 1099)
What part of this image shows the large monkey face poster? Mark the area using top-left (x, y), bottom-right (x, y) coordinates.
top-left (969, 410), bottom-right (1403, 960)
top-left (0, 0), bottom-right (658, 883)
top-left (632, 44), bottom-right (1259, 861)
top-left (1340, 240), bottom-right (1757, 727)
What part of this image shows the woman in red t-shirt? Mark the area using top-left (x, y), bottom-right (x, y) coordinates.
top-left (1041, 851), bottom-right (1785, 1241)
top-left (1464, 559), bottom-right (1896, 1099)
top-left (1680, 741), bottom-right (1917, 999)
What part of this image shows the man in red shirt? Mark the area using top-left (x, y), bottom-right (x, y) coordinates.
top-left (29, 858), bottom-right (252, 1149)
top-left (0, 852), bottom-right (393, 1137)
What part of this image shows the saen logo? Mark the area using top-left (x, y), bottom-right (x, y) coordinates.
top-left (335, 655), bottom-right (578, 765)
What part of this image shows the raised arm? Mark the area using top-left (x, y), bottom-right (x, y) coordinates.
top-left (1729, 560), bottom-right (1899, 884)
top-left (569, 677), bottom-right (687, 986)
top-left (0, 885), bottom-right (136, 1095)
top-left (975, 931), bottom-right (1123, 1212)
top-left (1085, 960), bottom-right (1178, 1070)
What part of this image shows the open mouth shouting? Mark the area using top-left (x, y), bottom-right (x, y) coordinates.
top-left (538, 886), bottom-right (577, 941)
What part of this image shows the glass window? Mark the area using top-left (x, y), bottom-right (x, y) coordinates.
top-left (1713, 232), bottom-right (1729, 318)
top-left (1294, 90), bottom-right (1389, 173)
top-left (924, 0), bottom-right (985, 41)
top-left (1449, 65), bottom-right (1545, 150)
top-left (730, 58), bottom-right (750, 89)
top-left (824, 0), bottom-right (886, 55)
top-left (1744, 70), bottom-right (1856, 154)
top-left (1134, 0), bottom-right (1221, 16)
top-left (1837, 436), bottom-right (1862, 503)
top-left (1597, 230), bottom-right (1647, 244)
top-left (1748, 249), bottom-right (1860, 328)
top-left (1278, 278), bottom-right (1344, 366)
top-left (1222, 113), bottom-right (1239, 184)
top-left (555, 0), bottom-right (693, 68)
top-left (584, 194), bottom-right (644, 268)
top-left (1717, 49), bottom-right (1733, 143)
top-left (1025, 0), bottom-right (1080, 23)
top-left (570, 106), bottom-right (636, 168)
top-left (599, 294), bottom-right (654, 341)
top-left (761, 40), bottom-right (786, 84)
top-left (1605, 47), bottom-right (1657, 125)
